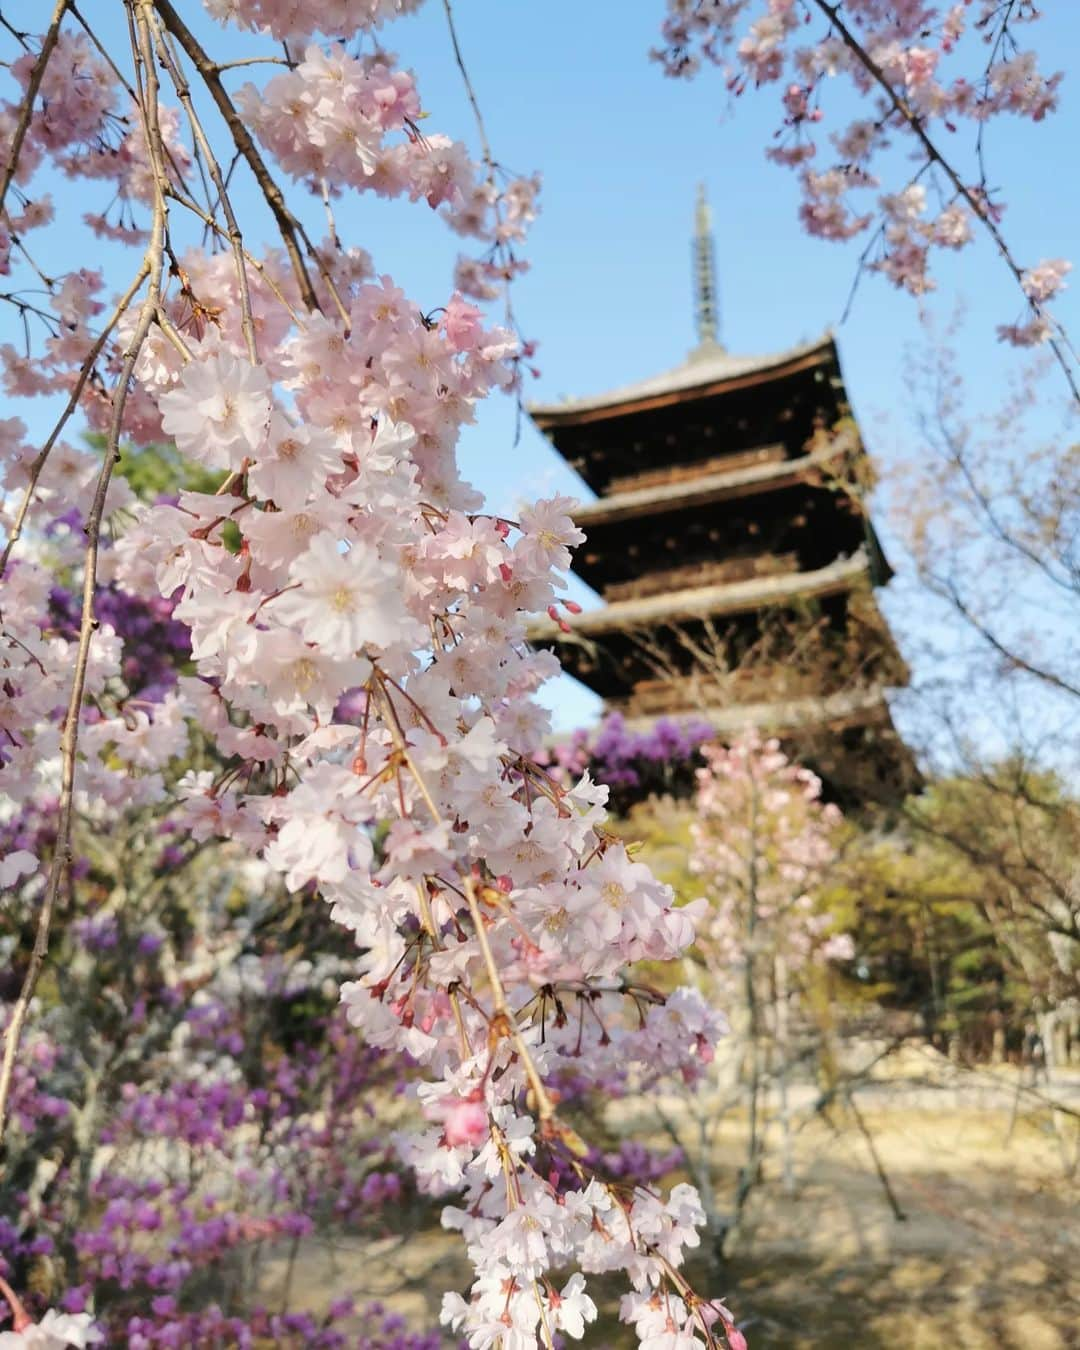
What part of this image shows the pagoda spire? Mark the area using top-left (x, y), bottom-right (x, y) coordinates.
top-left (692, 183), bottom-right (722, 353)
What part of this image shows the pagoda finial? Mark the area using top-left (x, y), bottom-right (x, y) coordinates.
top-left (692, 183), bottom-right (721, 353)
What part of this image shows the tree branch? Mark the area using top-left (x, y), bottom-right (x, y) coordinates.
top-left (810, 0), bottom-right (1080, 406)
top-left (0, 0), bottom-right (170, 1143)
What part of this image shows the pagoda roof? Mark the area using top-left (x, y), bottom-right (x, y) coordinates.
top-left (571, 431), bottom-right (856, 530)
top-left (529, 333), bottom-right (835, 428)
top-left (529, 549), bottom-right (871, 643)
top-left (610, 686), bottom-right (923, 805)
top-left (613, 684), bottom-right (896, 739)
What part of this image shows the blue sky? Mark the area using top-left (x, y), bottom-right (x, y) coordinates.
top-left (7, 1), bottom-right (1080, 749)
top-left (381, 1), bottom-right (1080, 741)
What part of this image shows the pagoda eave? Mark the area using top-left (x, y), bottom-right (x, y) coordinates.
top-left (614, 684), bottom-right (895, 739)
top-left (611, 689), bottom-right (922, 805)
top-left (528, 551), bottom-right (872, 646)
top-left (529, 334), bottom-right (836, 429)
top-left (570, 433), bottom-right (859, 529)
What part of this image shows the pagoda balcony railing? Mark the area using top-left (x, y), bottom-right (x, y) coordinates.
top-left (606, 442), bottom-right (786, 495)
top-left (603, 552), bottom-right (799, 604)
top-left (611, 663), bottom-right (862, 718)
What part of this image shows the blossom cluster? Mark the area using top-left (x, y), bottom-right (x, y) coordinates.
top-left (652, 0), bottom-right (1070, 348)
top-left (0, 471), bottom-right (188, 851)
top-left (1, 537), bottom-right (426, 1340)
top-left (0, 28), bottom-right (189, 256)
top-left (204, 0), bottom-right (426, 42)
top-left (0, 3), bottom-right (739, 1347)
top-left (692, 734), bottom-right (853, 988)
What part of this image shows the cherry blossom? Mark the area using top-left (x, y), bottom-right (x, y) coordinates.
top-left (653, 0), bottom-right (1076, 386)
top-left (0, 1276), bottom-right (100, 1349)
top-left (0, 1310), bottom-right (101, 1350)
top-left (203, 0), bottom-right (427, 42)
top-left (159, 346), bottom-right (273, 470)
top-left (692, 734), bottom-right (851, 1001)
top-left (1020, 258), bottom-right (1072, 305)
top-left (0, 3), bottom-right (734, 1343)
top-left (273, 531), bottom-right (415, 659)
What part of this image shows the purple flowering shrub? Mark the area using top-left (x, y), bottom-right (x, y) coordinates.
top-left (540, 713), bottom-right (714, 814)
top-left (0, 794), bottom-right (439, 1345)
top-left (49, 580), bottom-right (192, 706)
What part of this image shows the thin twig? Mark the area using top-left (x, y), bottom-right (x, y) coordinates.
top-left (0, 262), bottom-right (150, 580)
top-left (215, 55), bottom-right (290, 72)
top-left (441, 0), bottom-right (494, 171)
top-left (148, 12), bottom-right (259, 362)
top-left (68, 0), bottom-right (139, 101)
top-left (845, 1087), bottom-right (908, 1222)
top-left (0, 0), bottom-right (169, 1144)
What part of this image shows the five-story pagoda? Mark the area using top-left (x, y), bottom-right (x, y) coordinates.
top-left (527, 190), bottom-right (916, 803)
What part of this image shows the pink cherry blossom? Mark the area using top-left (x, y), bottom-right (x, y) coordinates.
top-left (0, 6), bottom-right (733, 1343)
top-left (441, 1097), bottom-right (491, 1148)
top-left (158, 347), bottom-right (272, 470)
top-left (1020, 258), bottom-right (1072, 304)
top-left (273, 530), bottom-right (416, 658)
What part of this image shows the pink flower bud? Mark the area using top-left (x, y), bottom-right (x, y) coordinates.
top-left (442, 1098), bottom-right (489, 1148)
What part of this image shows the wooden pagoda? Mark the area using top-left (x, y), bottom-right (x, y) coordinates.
top-left (526, 189), bottom-right (917, 803)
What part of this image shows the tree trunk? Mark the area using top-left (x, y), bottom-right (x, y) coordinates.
top-left (775, 952), bottom-right (795, 1196)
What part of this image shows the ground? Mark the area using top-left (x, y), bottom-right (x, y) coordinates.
top-left (716, 1100), bottom-right (1078, 1348)
top-left (264, 1047), bottom-right (1080, 1347)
